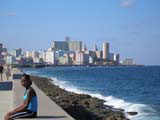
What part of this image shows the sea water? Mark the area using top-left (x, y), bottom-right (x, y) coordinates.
top-left (22, 66), bottom-right (160, 120)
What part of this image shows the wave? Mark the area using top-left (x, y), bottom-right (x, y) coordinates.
top-left (50, 77), bottom-right (157, 120)
top-left (24, 70), bottom-right (40, 75)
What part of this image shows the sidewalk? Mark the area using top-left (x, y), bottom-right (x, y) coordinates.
top-left (0, 73), bottom-right (12, 120)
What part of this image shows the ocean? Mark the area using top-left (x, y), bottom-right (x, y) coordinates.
top-left (22, 66), bottom-right (160, 120)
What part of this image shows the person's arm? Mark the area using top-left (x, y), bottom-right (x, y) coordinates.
top-left (7, 89), bottom-right (34, 115)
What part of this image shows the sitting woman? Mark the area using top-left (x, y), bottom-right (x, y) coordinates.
top-left (5, 74), bottom-right (38, 120)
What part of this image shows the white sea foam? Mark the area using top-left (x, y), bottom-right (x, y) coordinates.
top-left (25, 70), bottom-right (40, 74)
top-left (50, 77), bottom-right (157, 120)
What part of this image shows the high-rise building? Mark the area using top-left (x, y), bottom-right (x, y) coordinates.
top-left (96, 51), bottom-right (103, 61)
top-left (82, 44), bottom-right (87, 51)
top-left (52, 41), bottom-right (68, 51)
top-left (68, 41), bottom-right (82, 51)
top-left (0, 43), bottom-right (3, 64)
top-left (45, 50), bottom-right (55, 64)
top-left (75, 52), bottom-right (89, 65)
top-left (25, 51), bottom-right (32, 58)
top-left (65, 36), bottom-right (70, 42)
top-left (6, 55), bottom-right (16, 64)
top-left (52, 38), bottom-right (82, 52)
top-left (103, 41), bottom-right (109, 61)
top-left (31, 51), bottom-right (39, 58)
top-left (93, 44), bottom-right (98, 51)
top-left (39, 50), bottom-right (46, 62)
top-left (11, 48), bottom-right (22, 57)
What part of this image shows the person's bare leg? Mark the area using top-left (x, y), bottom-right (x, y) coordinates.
top-left (4, 114), bottom-right (14, 120)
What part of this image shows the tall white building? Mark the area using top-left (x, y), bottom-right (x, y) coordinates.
top-left (11, 48), bottom-right (22, 57)
top-left (95, 51), bottom-right (103, 61)
top-left (45, 50), bottom-right (55, 64)
top-left (6, 56), bottom-right (16, 64)
top-left (109, 53), bottom-right (120, 64)
top-left (31, 51), bottom-right (39, 58)
top-left (25, 51), bottom-right (32, 58)
top-left (0, 43), bottom-right (4, 64)
top-left (75, 52), bottom-right (89, 65)
top-left (103, 41), bottom-right (109, 61)
top-left (39, 50), bottom-right (46, 62)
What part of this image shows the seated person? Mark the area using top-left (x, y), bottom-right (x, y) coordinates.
top-left (5, 74), bottom-right (38, 120)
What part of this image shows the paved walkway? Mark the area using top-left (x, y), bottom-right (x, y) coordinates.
top-left (0, 71), bottom-right (12, 120)
top-left (0, 68), bottom-right (75, 120)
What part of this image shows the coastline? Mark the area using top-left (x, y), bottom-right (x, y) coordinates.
top-left (29, 75), bottom-right (137, 120)
top-left (15, 64), bottom-right (144, 69)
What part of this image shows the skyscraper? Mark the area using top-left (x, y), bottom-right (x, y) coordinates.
top-left (103, 41), bottom-right (109, 61)
top-left (52, 37), bottom-right (82, 52)
top-left (65, 36), bottom-right (70, 42)
top-left (0, 43), bottom-right (3, 64)
top-left (11, 48), bottom-right (22, 57)
top-left (68, 41), bottom-right (82, 51)
top-left (93, 44), bottom-right (98, 51)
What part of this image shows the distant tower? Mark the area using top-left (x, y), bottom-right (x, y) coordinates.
top-left (65, 36), bottom-right (70, 42)
top-left (103, 41), bottom-right (109, 60)
top-left (93, 44), bottom-right (98, 51)
top-left (82, 44), bottom-right (87, 51)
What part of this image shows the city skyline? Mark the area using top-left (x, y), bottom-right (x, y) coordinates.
top-left (0, 0), bottom-right (160, 65)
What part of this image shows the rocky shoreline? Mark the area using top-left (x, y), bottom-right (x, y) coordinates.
top-left (30, 75), bottom-right (137, 120)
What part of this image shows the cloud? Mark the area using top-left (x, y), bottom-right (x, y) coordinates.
top-left (7, 12), bottom-right (16, 16)
top-left (121, 0), bottom-right (136, 8)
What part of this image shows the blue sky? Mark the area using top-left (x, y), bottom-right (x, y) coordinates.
top-left (0, 0), bottom-right (160, 65)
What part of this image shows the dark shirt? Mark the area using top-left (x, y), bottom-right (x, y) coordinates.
top-left (0, 66), bottom-right (3, 73)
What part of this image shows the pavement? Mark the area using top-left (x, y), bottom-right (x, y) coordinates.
top-left (0, 71), bottom-right (13, 120)
top-left (0, 68), bottom-right (75, 120)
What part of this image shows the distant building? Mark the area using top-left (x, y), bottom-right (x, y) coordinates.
top-left (82, 44), bottom-right (87, 51)
top-left (103, 41), bottom-right (109, 61)
top-left (65, 36), bottom-right (70, 42)
top-left (59, 54), bottom-right (72, 64)
top-left (69, 53), bottom-right (76, 63)
top-left (0, 43), bottom-right (3, 64)
top-left (55, 50), bottom-right (68, 61)
top-left (6, 56), bottom-right (16, 64)
top-left (89, 56), bottom-right (94, 64)
top-left (75, 52), bottom-right (89, 65)
top-left (122, 58), bottom-right (134, 65)
top-left (109, 53), bottom-right (120, 64)
top-left (68, 41), bottom-right (82, 51)
top-left (31, 51), bottom-right (39, 58)
top-left (33, 58), bottom-right (43, 64)
top-left (52, 37), bottom-right (82, 52)
top-left (93, 44), bottom-right (98, 51)
top-left (45, 50), bottom-right (55, 64)
top-left (95, 51), bottom-right (103, 61)
top-left (25, 51), bottom-right (32, 58)
top-left (39, 50), bottom-right (46, 62)
top-left (11, 48), bottom-right (22, 57)
top-left (86, 51), bottom-right (97, 62)
top-left (52, 41), bottom-right (68, 51)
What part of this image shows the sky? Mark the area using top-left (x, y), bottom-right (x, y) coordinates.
top-left (0, 0), bottom-right (160, 65)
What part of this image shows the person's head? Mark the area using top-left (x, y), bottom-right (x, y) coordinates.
top-left (21, 74), bottom-right (32, 88)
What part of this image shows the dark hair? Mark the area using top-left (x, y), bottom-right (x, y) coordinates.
top-left (22, 74), bottom-right (32, 86)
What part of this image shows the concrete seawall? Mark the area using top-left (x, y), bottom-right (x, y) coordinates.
top-left (0, 68), bottom-right (75, 120)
